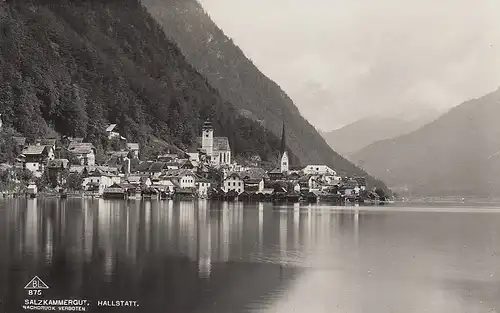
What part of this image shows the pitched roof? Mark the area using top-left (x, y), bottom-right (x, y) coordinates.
top-left (268, 168), bottom-right (283, 174)
top-left (150, 162), bottom-right (168, 172)
top-left (64, 137), bottom-right (84, 144)
top-left (22, 145), bottom-right (47, 155)
top-left (195, 137), bottom-right (230, 151)
top-left (109, 151), bottom-right (129, 158)
top-left (134, 161), bottom-right (153, 172)
top-left (225, 172), bottom-right (243, 180)
top-left (68, 142), bottom-right (95, 154)
top-left (36, 138), bottom-right (57, 147)
top-left (106, 124), bottom-right (117, 132)
top-left (69, 165), bottom-right (85, 173)
top-left (165, 169), bottom-right (195, 178)
top-left (127, 143), bottom-right (139, 151)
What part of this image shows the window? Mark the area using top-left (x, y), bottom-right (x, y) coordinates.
top-left (238, 182), bottom-right (241, 186)
top-left (205, 134), bottom-right (209, 138)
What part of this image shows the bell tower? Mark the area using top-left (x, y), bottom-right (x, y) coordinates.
top-left (201, 119), bottom-right (214, 157)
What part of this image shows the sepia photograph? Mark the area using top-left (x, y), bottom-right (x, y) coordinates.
top-left (0, 0), bottom-right (500, 312)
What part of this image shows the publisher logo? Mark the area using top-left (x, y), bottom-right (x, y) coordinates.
top-left (24, 276), bottom-right (49, 290)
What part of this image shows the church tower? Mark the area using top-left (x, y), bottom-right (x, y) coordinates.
top-left (279, 122), bottom-right (289, 173)
top-left (201, 119), bottom-right (214, 157)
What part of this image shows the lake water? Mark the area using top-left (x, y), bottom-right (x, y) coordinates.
top-left (1, 199), bottom-right (500, 313)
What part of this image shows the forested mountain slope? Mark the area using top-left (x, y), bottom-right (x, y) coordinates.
top-left (0, 0), bottom-right (289, 163)
top-left (141, 0), bottom-right (387, 188)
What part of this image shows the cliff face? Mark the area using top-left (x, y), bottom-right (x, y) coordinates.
top-left (140, 0), bottom-right (387, 188)
top-left (0, 0), bottom-right (289, 163)
top-left (352, 88), bottom-right (500, 197)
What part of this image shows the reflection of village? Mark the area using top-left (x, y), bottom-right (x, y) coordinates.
top-left (1, 118), bottom-right (386, 204)
top-left (2, 198), bottom-right (362, 280)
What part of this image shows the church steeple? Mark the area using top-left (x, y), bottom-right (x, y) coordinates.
top-left (279, 121), bottom-right (289, 174)
top-left (280, 122), bottom-right (286, 155)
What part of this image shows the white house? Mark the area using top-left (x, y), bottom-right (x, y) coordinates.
top-left (82, 169), bottom-right (120, 195)
top-left (187, 152), bottom-right (200, 162)
top-left (303, 165), bottom-right (337, 176)
top-left (196, 178), bottom-right (212, 198)
top-left (126, 143), bottom-right (140, 159)
top-left (164, 169), bottom-right (196, 189)
top-left (68, 142), bottom-right (95, 166)
top-left (21, 145), bottom-right (55, 177)
top-left (154, 177), bottom-right (176, 193)
top-left (106, 124), bottom-right (120, 140)
top-left (223, 172), bottom-right (244, 194)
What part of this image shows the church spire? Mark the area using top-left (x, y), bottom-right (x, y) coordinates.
top-left (280, 121), bottom-right (286, 155)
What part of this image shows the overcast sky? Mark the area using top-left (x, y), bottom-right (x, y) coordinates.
top-left (199, 0), bottom-right (500, 131)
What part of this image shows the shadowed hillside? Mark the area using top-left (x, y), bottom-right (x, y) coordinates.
top-left (352, 88), bottom-right (500, 197)
top-left (0, 0), bottom-right (292, 163)
top-left (140, 0), bottom-right (387, 189)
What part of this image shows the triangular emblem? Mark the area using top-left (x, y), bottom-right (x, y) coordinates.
top-left (24, 276), bottom-right (49, 289)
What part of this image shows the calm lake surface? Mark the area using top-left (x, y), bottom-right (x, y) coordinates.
top-left (1, 199), bottom-right (500, 313)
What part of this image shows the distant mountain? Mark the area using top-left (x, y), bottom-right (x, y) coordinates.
top-left (351, 88), bottom-right (500, 197)
top-left (140, 0), bottom-right (388, 189)
top-left (0, 0), bottom-right (288, 163)
top-left (322, 115), bottom-right (437, 157)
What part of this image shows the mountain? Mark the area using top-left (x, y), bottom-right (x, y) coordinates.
top-left (0, 0), bottom-right (292, 164)
top-left (351, 88), bottom-right (500, 197)
top-left (138, 0), bottom-right (387, 188)
top-left (322, 111), bottom-right (440, 157)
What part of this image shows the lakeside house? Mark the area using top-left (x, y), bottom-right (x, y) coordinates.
top-left (223, 172), bottom-right (244, 194)
top-left (47, 159), bottom-right (70, 186)
top-left (21, 145), bottom-right (55, 177)
top-left (82, 169), bottom-right (121, 195)
top-left (68, 142), bottom-right (96, 166)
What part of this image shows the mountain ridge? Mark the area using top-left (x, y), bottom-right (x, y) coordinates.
top-left (140, 0), bottom-right (387, 189)
top-left (351, 88), bottom-right (500, 197)
top-left (322, 110), bottom-right (441, 157)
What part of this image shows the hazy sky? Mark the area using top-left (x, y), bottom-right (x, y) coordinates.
top-left (199, 0), bottom-right (500, 131)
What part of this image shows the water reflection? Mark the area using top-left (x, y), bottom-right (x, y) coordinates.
top-left (2, 199), bottom-right (500, 313)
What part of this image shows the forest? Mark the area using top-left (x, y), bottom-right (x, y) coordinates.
top-left (0, 0), bottom-right (295, 165)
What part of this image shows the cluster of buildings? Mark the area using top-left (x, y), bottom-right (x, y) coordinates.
top-left (1, 116), bottom-right (371, 201)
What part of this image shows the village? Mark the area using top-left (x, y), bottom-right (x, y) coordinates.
top-left (0, 117), bottom-right (387, 204)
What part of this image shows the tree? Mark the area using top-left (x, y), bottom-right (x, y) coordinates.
top-left (35, 169), bottom-right (51, 191)
top-left (65, 173), bottom-right (83, 191)
top-left (0, 127), bottom-right (18, 163)
top-left (14, 168), bottom-right (33, 185)
top-left (374, 188), bottom-right (387, 201)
